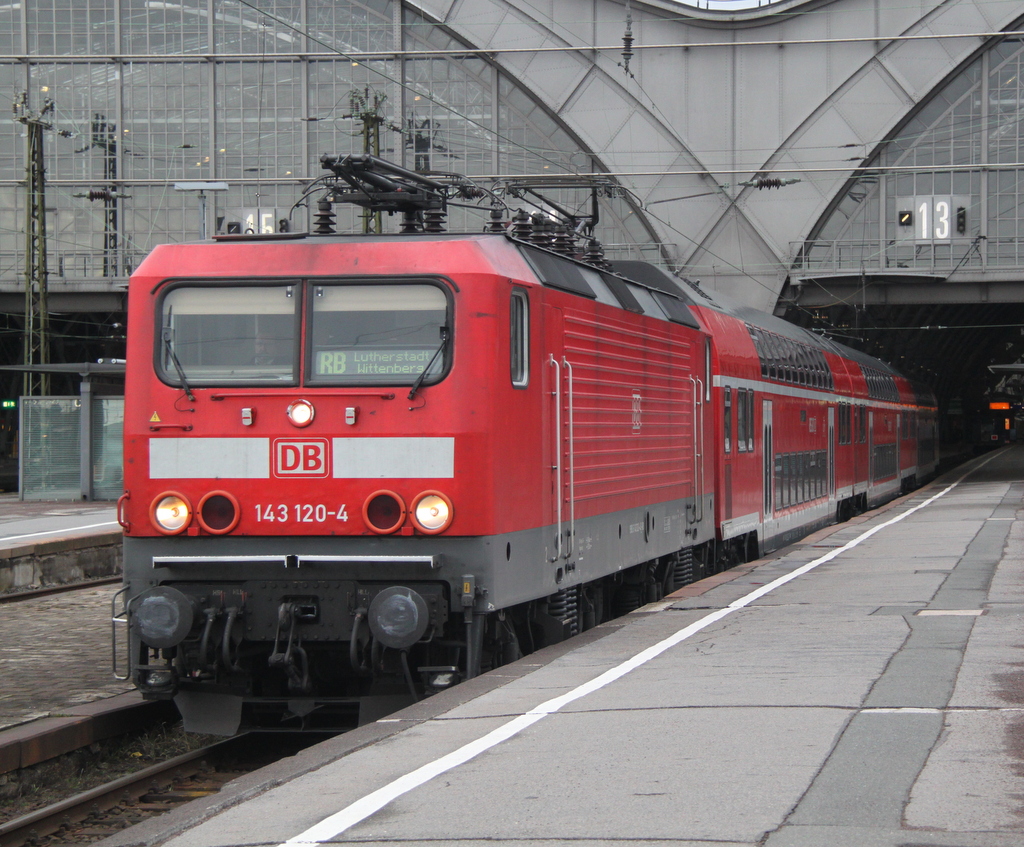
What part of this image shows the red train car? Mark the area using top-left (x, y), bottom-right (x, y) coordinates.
top-left (113, 156), bottom-right (936, 733)
top-left (613, 263), bottom-right (937, 557)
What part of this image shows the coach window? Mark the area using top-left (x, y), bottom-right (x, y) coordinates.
top-left (785, 341), bottom-right (797, 383)
top-left (308, 283), bottom-right (449, 386)
top-left (753, 328), bottom-right (769, 377)
top-left (510, 289), bottom-right (530, 387)
top-left (746, 390), bottom-right (755, 451)
top-left (157, 284), bottom-right (299, 386)
top-left (723, 386), bottom-right (732, 454)
top-left (793, 343), bottom-right (804, 384)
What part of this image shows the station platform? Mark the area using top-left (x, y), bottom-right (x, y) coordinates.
top-left (84, 445), bottom-right (1024, 847)
top-left (0, 496), bottom-right (134, 772)
top-left (0, 495), bottom-right (119, 594)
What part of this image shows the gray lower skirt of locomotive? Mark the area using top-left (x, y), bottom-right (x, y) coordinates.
top-left (121, 494), bottom-right (713, 732)
top-left (123, 493), bottom-right (713, 614)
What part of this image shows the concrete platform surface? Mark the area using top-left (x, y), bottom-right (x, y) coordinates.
top-left (0, 494), bottom-right (117, 545)
top-left (92, 446), bottom-right (1024, 847)
top-left (0, 494), bottom-right (120, 593)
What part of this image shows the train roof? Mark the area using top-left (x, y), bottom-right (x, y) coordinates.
top-left (170, 229), bottom-right (928, 396)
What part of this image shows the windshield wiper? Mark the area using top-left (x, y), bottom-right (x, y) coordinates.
top-left (162, 328), bottom-right (196, 401)
top-left (407, 327), bottom-right (449, 401)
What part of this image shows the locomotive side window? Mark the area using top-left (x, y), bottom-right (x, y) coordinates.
top-left (158, 285), bottom-right (299, 385)
top-left (511, 289), bottom-right (529, 388)
top-left (308, 283), bottom-right (449, 386)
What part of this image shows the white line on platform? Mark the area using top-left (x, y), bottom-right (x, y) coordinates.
top-left (0, 520), bottom-right (119, 544)
top-left (278, 455), bottom-right (1000, 847)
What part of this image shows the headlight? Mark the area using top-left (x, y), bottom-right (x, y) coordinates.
top-left (412, 491), bottom-right (453, 533)
top-left (150, 492), bottom-right (192, 534)
top-left (287, 399), bottom-right (315, 427)
top-left (197, 490), bottom-right (240, 534)
top-left (363, 490), bottom-right (406, 534)
top-left (132, 586), bottom-right (197, 648)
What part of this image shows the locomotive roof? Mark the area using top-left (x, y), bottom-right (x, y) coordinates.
top-left (199, 229), bottom-right (916, 388)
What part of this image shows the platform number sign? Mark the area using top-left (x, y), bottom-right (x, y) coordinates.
top-left (898, 196), bottom-right (969, 242)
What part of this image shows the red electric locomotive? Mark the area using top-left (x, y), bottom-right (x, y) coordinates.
top-left (114, 156), bottom-right (936, 734)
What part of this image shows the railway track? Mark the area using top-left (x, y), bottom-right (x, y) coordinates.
top-left (0, 731), bottom-right (334, 847)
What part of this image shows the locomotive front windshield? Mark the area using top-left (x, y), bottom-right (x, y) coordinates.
top-left (159, 285), bottom-right (299, 384)
top-left (157, 281), bottom-right (449, 388)
top-left (307, 284), bottom-right (448, 385)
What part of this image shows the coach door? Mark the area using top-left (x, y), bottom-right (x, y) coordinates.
top-left (762, 400), bottom-right (774, 520)
top-left (896, 412), bottom-right (902, 486)
top-left (867, 410), bottom-right (875, 488)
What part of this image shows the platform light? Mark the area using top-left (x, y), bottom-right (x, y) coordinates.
top-left (174, 181), bottom-right (229, 239)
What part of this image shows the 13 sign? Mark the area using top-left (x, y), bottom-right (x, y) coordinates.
top-left (897, 196), bottom-right (969, 242)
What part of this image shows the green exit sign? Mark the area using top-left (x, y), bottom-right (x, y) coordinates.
top-left (1, 400), bottom-right (17, 409)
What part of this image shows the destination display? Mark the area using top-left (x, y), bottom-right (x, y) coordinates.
top-left (315, 347), bottom-right (437, 376)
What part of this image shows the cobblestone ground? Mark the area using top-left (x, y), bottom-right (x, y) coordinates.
top-left (0, 585), bottom-right (135, 729)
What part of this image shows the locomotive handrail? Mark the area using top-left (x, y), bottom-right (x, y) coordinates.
top-left (549, 354), bottom-right (562, 562)
top-left (689, 376), bottom-right (705, 524)
top-left (209, 391), bottom-right (396, 400)
top-left (149, 423), bottom-right (193, 431)
top-left (111, 586), bottom-right (131, 681)
top-left (116, 491), bottom-right (130, 531)
top-left (563, 357), bottom-right (575, 558)
top-left (298, 554), bottom-right (441, 569)
top-left (151, 553), bottom-right (442, 569)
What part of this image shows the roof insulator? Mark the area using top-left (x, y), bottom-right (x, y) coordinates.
top-left (312, 199), bottom-right (336, 234)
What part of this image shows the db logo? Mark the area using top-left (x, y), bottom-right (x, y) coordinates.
top-left (273, 439), bottom-right (330, 477)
